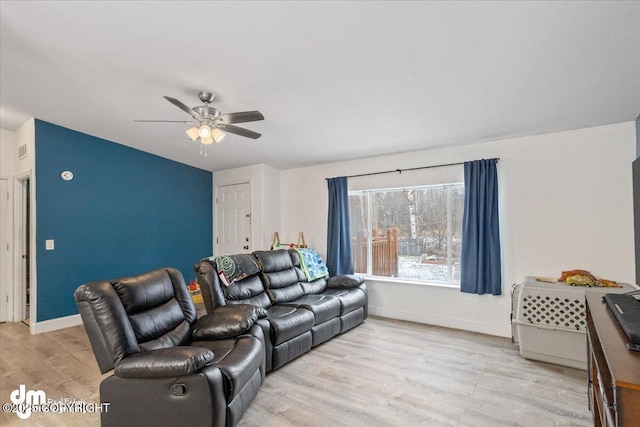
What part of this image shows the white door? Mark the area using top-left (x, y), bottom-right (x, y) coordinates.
top-left (0, 178), bottom-right (9, 323)
top-left (217, 183), bottom-right (252, 255)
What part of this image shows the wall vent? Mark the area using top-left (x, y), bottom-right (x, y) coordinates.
top-left (18, 144), bottom-right (27, 160)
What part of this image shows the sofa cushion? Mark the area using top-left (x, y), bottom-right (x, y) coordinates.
top-left (112, 268), bottom-right (196, 352)
top-left (255, 249), bottom-right (293, 272)
top-left (224, 275), bottom-right (272, 309)
top-left (322, 287), bottom-right (366, 315)
top-left (254, 250), bottom-right (305, 303)
top-left (280, 294), bottom-right (341, 325)
top-left (264, 305), bottom-right (315, 345)
top-left (288, 249), bottom-right (311, 282)
top-left (299, 278), bottom-right (327, 295)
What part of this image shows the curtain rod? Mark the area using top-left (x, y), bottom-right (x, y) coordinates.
top-left (326, 158), bottom-right (500, 180)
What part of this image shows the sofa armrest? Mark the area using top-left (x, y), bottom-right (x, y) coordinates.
top-left (114, 347), bottom-right (214, 378)
top-left (193, 304), bottom-right (267, 340)
top-left (327, 274), bottom-right (365, 289)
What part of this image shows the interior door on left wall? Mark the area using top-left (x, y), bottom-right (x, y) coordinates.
top-left (216, 182), bottom-right (252, 255)
top-left (0, 178), bottom-right (10, 323)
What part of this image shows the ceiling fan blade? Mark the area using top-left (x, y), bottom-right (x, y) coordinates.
top-left (218, 111), bottom-right (264, 124)
top-left (134, 120), bottom-right (193, 123)
top-left (164, 96), bottom-right (204, 121)
top-left (219, 124), bottom-right (262, 139)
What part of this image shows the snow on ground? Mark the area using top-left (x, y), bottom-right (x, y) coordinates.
top-left (397, 256), bottom-right (453, 282)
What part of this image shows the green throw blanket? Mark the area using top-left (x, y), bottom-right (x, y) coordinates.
top-left (293, 248), bottom-right (329, 281)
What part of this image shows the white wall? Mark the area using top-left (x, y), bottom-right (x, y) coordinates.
top-left (0, 120), bottom-right (36, 326)
top-left (14, 120), bottom-right (36, 329)
top-left (0, 128), bottom-right (17, 324)
top-left (280, 122), bottom-right (636, 337)
top-left (260, 164), bottom-right (281, 249)
top-left (1, 128), bottom-right (17, 176)
top-left (15, 119), bottom-right (35, 176)
top-left (214, 163), bottom-right (281, 253)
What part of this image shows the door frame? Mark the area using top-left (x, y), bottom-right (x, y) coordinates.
top-left (214, 181), bottom-right (253, 256)
top-left (14, 170), bottom-right (35, 325)
top-left (0, 176), bottom-right (12, 323)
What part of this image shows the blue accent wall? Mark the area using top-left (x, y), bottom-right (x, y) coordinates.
top-left (35, 120), bottom-right (212, 321)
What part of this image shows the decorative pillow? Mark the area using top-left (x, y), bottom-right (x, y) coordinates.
top-left (210, 254), bottom-right (261, 287)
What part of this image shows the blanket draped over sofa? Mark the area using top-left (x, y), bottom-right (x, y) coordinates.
top-left (210, 253), bottom-right (262, 287)
top-left (291, 248), bottom-right (329, 281)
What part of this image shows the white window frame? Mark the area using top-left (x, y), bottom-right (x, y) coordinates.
top-left (349, 182), bottom-right (464, 287)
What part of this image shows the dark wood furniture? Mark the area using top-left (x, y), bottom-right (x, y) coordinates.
top-left (586, 293), bottom-right (640, 426)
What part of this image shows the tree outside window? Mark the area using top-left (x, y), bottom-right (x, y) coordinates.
top-left (349, 183), bottom-right (464, 284)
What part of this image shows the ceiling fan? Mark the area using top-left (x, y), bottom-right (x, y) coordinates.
top-left (136, 91), bottom-right (264, 145)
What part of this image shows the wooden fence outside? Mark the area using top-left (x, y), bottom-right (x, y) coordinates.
top-left (352, 228), bottom-right (399, 277)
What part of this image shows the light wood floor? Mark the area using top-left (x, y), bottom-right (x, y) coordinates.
top-left (0, 317), bottom-right (592, 426)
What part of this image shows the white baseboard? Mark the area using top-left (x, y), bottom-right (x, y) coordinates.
top-left (27, 307), bottom-right (512, 336)
top-left (369, 305), bottom-right (512, 337)
top-left (30, 314), bottom-right (83, 334)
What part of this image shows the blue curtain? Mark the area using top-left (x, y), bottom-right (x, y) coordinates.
top-left (460, 159), bottom-right (502, 295)
top-left (326, 177), bottom-right (354, 276)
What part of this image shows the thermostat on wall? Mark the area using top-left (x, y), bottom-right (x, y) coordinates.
top-left (60, 170), bottom-right (74, 181)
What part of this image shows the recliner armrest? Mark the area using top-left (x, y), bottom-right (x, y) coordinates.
top-left (327, 274), bottom-right (365, 289)
top-left (193, 304), bottom-right (267, 340)
top-left (114, 346), bottom-right (214, 378)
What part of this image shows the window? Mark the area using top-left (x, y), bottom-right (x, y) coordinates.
top-left (349, 183), bottom-right (464, 284)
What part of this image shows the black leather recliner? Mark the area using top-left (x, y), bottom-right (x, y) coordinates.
top-left (74, 267), bottom-right (265, 427)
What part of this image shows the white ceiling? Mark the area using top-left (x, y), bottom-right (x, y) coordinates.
top-left (1, 1), bottom-right (639, 172)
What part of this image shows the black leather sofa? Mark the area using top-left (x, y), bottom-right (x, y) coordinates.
top-left (194, 249), bottom-right (368, 372)
top-left (75, 250), bottom-right (367, 426)
top-left (75, 267), bottom-right (266, 427)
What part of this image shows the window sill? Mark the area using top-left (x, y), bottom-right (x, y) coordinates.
top-left (360, 275), bottom-right (460, 289)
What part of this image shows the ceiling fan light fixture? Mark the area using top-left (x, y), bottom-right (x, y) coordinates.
top-left (186, 126), bottom-right (200, 141)
top-left (211, 128), bottom-right (225, 143)
top-left (146, 91), bottom-right (264, 154)
top-left (198, 124), bottom-right (212, 139)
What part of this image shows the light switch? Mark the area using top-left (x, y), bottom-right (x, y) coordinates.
top-left (45, 239), bottom-right (55, 250)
